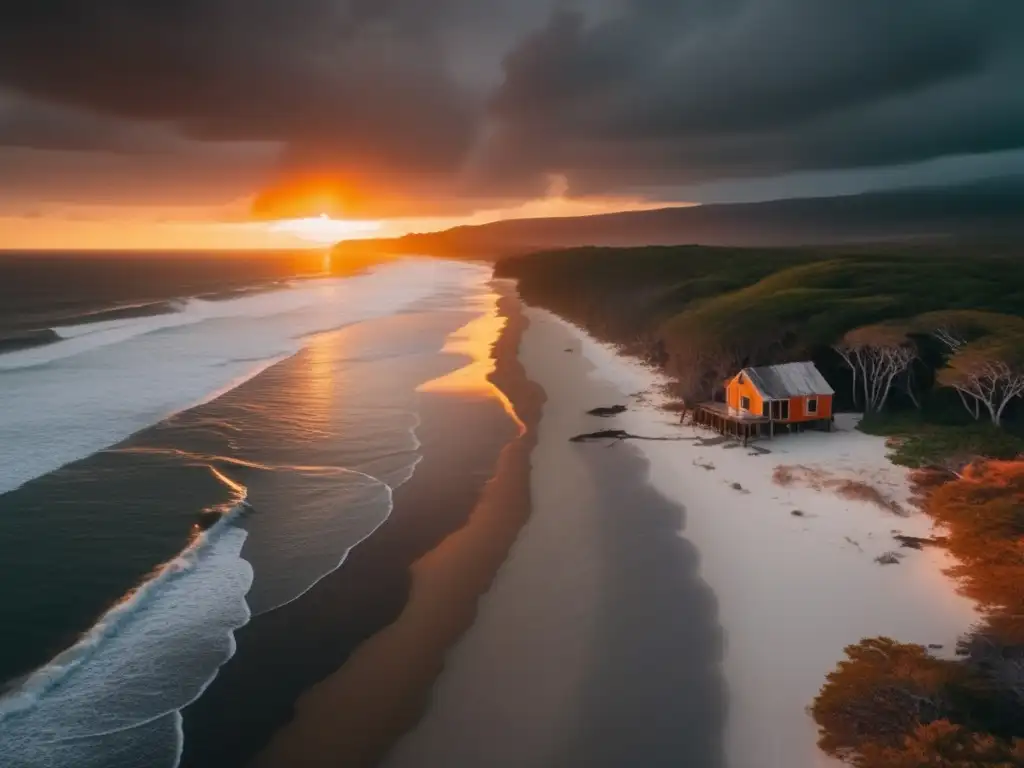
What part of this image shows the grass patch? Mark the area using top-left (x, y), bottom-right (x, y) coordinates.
top-left (859, 412), bottom-right (1024, 467)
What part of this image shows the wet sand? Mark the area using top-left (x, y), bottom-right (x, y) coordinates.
top-left (247, 285), bottom-right (544, 767)
top-left (382, 305), bottom-right (726, 768)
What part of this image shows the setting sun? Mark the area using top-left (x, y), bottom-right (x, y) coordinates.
top-left (268, 214), bottom-right (382, 244)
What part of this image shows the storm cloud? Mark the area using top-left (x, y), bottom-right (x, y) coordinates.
top-left (0, 0), bottom-right (1021, 215)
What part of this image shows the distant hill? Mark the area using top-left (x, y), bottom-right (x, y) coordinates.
top-left (334, 176), bottom-right (1024, 260)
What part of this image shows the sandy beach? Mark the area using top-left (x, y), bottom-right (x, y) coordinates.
top-left (530, 309), bottom-right (982, 768)
top-left (383, 300), bottom-right (726, 768)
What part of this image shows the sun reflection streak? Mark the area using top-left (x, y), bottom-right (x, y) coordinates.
top-left (417, 290), bottom-right (525, 435)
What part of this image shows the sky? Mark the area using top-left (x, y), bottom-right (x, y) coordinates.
top-left (1, 0), bottom-right (1022, 249)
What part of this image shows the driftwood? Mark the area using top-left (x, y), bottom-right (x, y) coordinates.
top-left (569, 429), bottom-right (694, 444)
top-left (587, 405), bottom-right (628, 417)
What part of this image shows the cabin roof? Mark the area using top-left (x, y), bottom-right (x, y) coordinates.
top-left (740, 362), bottom-right (835, 399)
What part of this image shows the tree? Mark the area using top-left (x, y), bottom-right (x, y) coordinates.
top-left (937, 337), bottom-right (1024, 427)
top-left (929, 324), bottom-right (983, 419)
top-left (927, 460), bottom-right (1024, 612)
top-left (959, 628), bottom-right (1024, 716)
top-left (812, 637), bottom-right (960, 760)
top-left (856, 720), bottom-right (1024, 767)
top-left (834, 325), bottom-right (917, 414)
top-left (914, 311), bottom-right (1024, 421)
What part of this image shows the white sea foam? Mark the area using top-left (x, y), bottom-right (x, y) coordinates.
top-left (0, 495), bottom-right (252, 768)
top-left (0, 259), bottom-right (489, 495)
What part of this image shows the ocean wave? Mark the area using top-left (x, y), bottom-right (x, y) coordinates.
top-left (0, 472), bottom-right (253, 768)
top-left (56, 299), bottom-right (190, 332)
top-left (0, 453), bottom-right (412, 766)
top-left (0, 259), bottom-right (487, 496)
top-left (241, 465), bottom-right (404, 616)
top-left (0, 490), bottom-right (247, 726)
top-left (244, 407), bottom-right (425, 616)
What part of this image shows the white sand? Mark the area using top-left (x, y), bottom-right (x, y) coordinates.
top-left (541, 309), bottom-right (982, 768)
top-left (384, 306), bottom-right (980, 768)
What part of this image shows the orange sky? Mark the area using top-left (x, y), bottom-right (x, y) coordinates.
top-left (0, 188), bottom-right (688, 251)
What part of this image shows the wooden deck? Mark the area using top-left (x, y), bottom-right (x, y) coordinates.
top-left (692, 402), bottom-right (771, 445)
top-left (691, 401), bottom-right (832, 444)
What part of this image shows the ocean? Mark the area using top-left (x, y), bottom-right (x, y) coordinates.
top-left (0, 251), bottom-right (499, 767)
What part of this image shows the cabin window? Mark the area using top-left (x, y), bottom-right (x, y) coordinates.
top-left (771, 400), bottom-right (790, 420)
top-left (740, 396), bottom-right (751, 411)
top-left (807, 398), bottom-right (818, 415)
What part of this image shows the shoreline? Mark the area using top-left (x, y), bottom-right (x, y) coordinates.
top-left (382, 301), bottom-right (726, 767)
top-left (244, 283), bottom-right (544, 767)
top-left (177, 287), bottom-right (524, 767)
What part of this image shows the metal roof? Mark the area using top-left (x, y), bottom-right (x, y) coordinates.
top-left (742, 362), bottom-right (835, 399)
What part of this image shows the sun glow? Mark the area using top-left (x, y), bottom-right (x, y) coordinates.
top-left (268, 214), bottom-right (382, 244)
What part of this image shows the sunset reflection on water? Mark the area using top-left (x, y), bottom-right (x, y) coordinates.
top-left (418, 290), bottom-right (525, 434)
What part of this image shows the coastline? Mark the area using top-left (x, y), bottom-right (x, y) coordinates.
top-left (245, 283), bottom-right (544, 767)
top-left (531, 308), bottom-right (981, 767)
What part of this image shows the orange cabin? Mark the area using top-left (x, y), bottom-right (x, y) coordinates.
top-left (725, 362), bottom-right (834, 423)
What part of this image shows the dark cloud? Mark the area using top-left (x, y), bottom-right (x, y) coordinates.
top-left (0, 142), bottom-right (278, 210)
top-left (483, 0), bottom-right (1024, 194)
top-left (0, 0), bottom-right (1021, 214)
top-left (0, 91), bottom-right (191, 153)
top-left (0, 0), bottom-right (493, 218)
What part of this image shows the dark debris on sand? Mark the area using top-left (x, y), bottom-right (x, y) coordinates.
top-left (587, 405), bottom-right (628, 417)
top-left (893, 534), bottom-right (945, 550)
top-left (570, 430), bottom-right (694, 445)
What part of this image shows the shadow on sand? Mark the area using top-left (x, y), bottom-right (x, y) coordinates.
top-left (554, 439), bottom-right (728, 768)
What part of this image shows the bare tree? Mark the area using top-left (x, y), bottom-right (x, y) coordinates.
top-left (959, 627), bottom-right (1024, 706)
top-left (930, 324), bottom-right (984, 419)
top-left (834, 325), bottom-right (917, 414)
top-left (937, 338), bottom-right (1024, 427)
top-left (915, 311), bottom-right (1024, 422)
top-left (899, 364), bottom-right (922, 410)
top-left (932, 325), bottom-right (968, 353)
